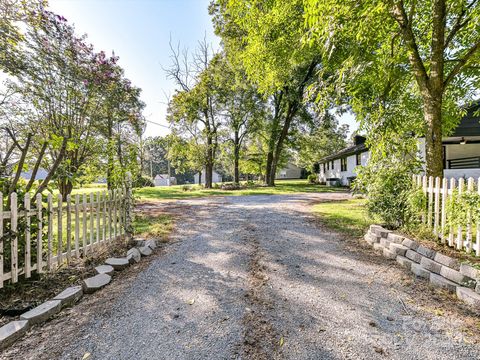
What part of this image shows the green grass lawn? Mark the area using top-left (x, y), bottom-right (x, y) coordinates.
top-left (136, 179), bottom-right (346, 201)
top-left (312, 198), bottom-right (373, 238)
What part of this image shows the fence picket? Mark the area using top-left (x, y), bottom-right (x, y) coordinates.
top-left (434, 177), bottom-right (440, 236)
top-left (57, 194), bottom-right (63, 266)
top-left (36, 193), bottom-right (43, 274)
top-left (428, 176), bottom-right (434, 228)
top-left (24, 193), bottom-right (31, 278)
top-left (47, 193), bottom-right (53, 270)
top-left (466, 178), bottom-right (474, 253)
top-left (456, 178), bottom-right (464, 250)
top-left (422, 176), bottom-right (428, 224)
top-left (74, 194), bottom-right (80, 258)
top-left (66, 195), bottom-right (72, 264)
top-left (10, 193), bottom-right (18, 283)
top-left (89, 192), bottom-right (94, 250)
top-left (96, 192), bottom-right (101, 246)
top-left (448, 178), bottom-right (456, 247)
top-left (477, 178), bottom-right (480, 257)
top-left (0, 192), bottom-right (4, 288)
top-left (102, 191), bottom-right (107, 242)
top-left (82, 193), bottom-right (87, 255)
top-left (113, 190), bottom-right (117, 240)
top-left (108, 190), bottom-right (112, 241)
top-left (440, 177), bottom-right (448, 243)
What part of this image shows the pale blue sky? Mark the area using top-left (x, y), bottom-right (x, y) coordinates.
top-left (48, 0), bottom-right (357, 138)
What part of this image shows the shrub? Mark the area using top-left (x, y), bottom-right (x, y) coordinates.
top-left (355, 158), bottom-right (420, 229)
top-left (446, 189), bottom-right (480, 228)
top-left (133, 175), bottom-right (154, 188)
top-left (307, 174), bottom-right (318, 184)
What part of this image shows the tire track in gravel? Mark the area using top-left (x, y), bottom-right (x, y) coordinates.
top-left (241, 221), bottom-right (281, 360)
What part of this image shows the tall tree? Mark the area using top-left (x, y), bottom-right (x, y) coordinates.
top-left (211, 0), bottom-right (320, 186)
top-left (304, 0), bottom-right (480, 177)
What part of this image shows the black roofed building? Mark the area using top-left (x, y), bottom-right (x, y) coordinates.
top-left (318, 103), bottom-right (480, 186)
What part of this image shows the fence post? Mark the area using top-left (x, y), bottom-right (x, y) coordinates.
top-left (427, 176), bottom-right (434, 228)
top-left (466, 178), bottom-right (474, 253)
top-left (36, 193), bottom-right (43, 274)
top-left (422, 176), bottom-right (428, 224)
top-left (477, 177), bottom-right (480, 257)
top-left (124, 172), bottom-right (134, 240)
top-left (66, 194), bottom-right (72, 264)
top-left (57, 193), bottom-right (63, 267)
top-left (82, 193), bottom-right (87, 255)
top-left (440, 177), bottom-right (448, 243)
top-left (433, 177), bottom-right (440, 236)
top-left (448, 178), bottom-right (456, 247)
top-left (47, 193), bottom-right (53, 271)
top-left (74, 194), bottom-right (80, 258)
top-left (24, 193), bottom-right (31, 278)
top-left (10, 192), bottom-right (18, 283)
top-left (456, 178), bottom-right (464, 250)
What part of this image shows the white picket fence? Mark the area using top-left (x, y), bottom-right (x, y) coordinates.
top-left (414, 174), bottom-right (480, 255)
top-left (0, 187), bottom-right (131, 287)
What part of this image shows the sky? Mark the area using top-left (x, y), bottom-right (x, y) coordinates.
top-left (48, 0), bottom-right (357, 138)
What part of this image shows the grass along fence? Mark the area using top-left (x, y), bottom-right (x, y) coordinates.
top-left (415, 174), bottom-right (480, 255)
top-left (0, 185), bottom-right (132, 288)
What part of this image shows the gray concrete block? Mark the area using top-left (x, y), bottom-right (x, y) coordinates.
top-left (380, 238), bottom-right (391, 248)
top-left (145, 239), bottom-right (157, 250)
top-left (411, 263), bottom-right (431, 279)
top-left (460, 263), bottom-right (480, 280)
top-left (127, 248), bottom-right (141, 264)
top-left (396, 256), bottom-right (414, 270)
top-left (53, 286), bottom-right (83, 307)
top-left (95, 264), bottom-right (115, 275)
top-left (372, 226), bottom-right (391, 239)
top-left (138, 246), bottom-right (153, 256)
top-left (405, 249), bottom-right (423, 263)
top-left (476, 282), bottom-right (480, 295)
top-left (105, 257), bottom-right (129, 271)
top-left (402, 238), bottom-right (419, 250)
top-left (387, 233), bottom-right (404, 244)
top-left (434, 253), bottom-right (460, 271)
top-left (416, 245), bottom-right (436, 259)
top-left (420, 257), bottom-right (442, 274)
top-left (82, 273), bottom-right (111, 294)
top-left (440, 266), bottom-right (476, 288)
top-left (389, 243), bottom-right (408, 256)
top-left (429, 273), bottom-right (457, 293)
top-left (0, 320), bottom-right (29, 349)
top-left (20, 300), bottom-right (62, 325)
top-left (457, 286), bottom-right (480, 307)
top-left (383, 248), bottom-right (397, 260)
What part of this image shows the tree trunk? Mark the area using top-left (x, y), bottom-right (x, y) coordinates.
top-left (198, 171), bottom-right (202, 185)
top-left (234, 130), bottom-right (240, 184)
top-left (205, 135), bottom-right (214, 188)
top-left (58, 179), bottom-right (74, 199)
top-left (424, 96), bottom-right (444, 177)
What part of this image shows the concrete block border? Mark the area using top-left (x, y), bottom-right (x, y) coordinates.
top-left (0, 237), bottom-right (159, 350)
top-left (363, 225), bottom-right (480, 310)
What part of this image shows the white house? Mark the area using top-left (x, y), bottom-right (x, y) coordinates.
top-left (318, 103), bottom-right (480, 186)
top-left (318, 135), bottom-right (369, 186)
top-left (154, 174), bottom-right (176, 187)
top-left (276, 162), bottom-right (303, 179)
top-left (194, 170), bottom-right (223, 185)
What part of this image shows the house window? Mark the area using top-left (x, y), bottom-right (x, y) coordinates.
top-left (356, 153), bottom-right (361, 166)
top-left (331, 160), bottom-right (334, 169)
top-left (341, 157), bottom-right (347, 172)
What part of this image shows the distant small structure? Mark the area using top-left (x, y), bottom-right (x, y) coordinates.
top-left (276, 162), bottom-right (303, 180)
top-left (154, 174), bottom-right (176, 186)
top-left (20, 168), bottom-right (48, 181)
top-left (193, 170), bottom-right (223, 185)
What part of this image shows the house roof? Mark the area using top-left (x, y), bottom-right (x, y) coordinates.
top-left (318, 143), bottom-right (367, 163)
top-left (451, 102), bottom-right (480, 137)
top-left (318, 135), bottom-right (367, 163)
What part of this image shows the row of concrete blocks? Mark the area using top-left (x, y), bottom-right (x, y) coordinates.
top-left (365, 225), bottom-right (480, 308)
top-left (0, 238), bottom-right (157, 349)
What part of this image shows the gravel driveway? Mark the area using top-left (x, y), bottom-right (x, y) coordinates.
top-left (3, 193), bottom-right (480, 360)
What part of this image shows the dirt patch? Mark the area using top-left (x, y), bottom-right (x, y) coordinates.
top-left (0, 239), bottom-right (132, 327)
top-left (241, 223), bottom-right (281, 360)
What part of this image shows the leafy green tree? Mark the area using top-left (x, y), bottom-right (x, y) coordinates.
top-left (211, 0), bottom-right (320, 186)
top-left (304, 0), bottom-right (480, 177)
